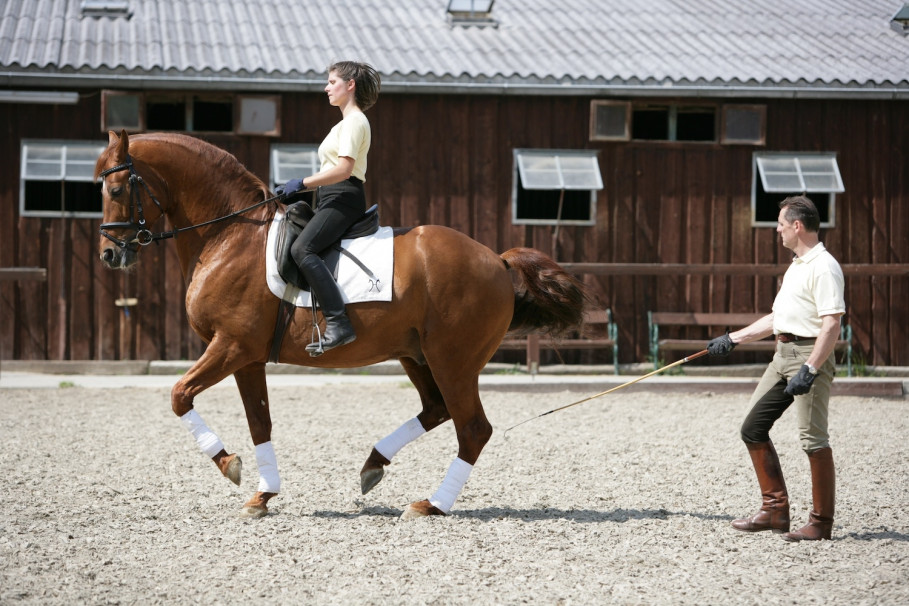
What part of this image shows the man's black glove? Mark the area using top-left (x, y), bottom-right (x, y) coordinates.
top-left (785, 364), bottom-right (817, 396)
top-left (275, 178), bottom-right (305, 197)
top-left (707, 332), bottom-right (737, 357)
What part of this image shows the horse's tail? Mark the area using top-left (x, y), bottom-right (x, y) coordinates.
top-left (501, 247), bottom-right (592, 338)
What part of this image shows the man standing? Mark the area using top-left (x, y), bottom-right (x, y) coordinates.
top-left (707, 195), bottom-right (845, 541)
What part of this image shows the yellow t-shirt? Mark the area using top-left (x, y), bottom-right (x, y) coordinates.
top-left (318, 111), bottom-right (370, 182)
top-left (772, 242), bottom-right (845, 337)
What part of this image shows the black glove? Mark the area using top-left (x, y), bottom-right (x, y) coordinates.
top-left (275, 178), bottom-right (305, 197)
top-left (707, 332), bottom-right (737, 357)
top-left (785, 364), bottom-right (817, 396)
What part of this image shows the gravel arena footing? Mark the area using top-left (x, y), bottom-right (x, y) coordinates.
top-left (1, 380), bottom-right (907, 604)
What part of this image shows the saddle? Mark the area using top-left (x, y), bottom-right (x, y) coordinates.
top-left (275, 201), bottom-right (380, 291)
top-left (269, 201), bottom-right (381, 364)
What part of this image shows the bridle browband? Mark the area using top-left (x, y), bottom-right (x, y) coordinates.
top-left (98, 154), bottom-right (281, 249)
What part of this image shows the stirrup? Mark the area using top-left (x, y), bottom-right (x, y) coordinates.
top-left (308, 323), bottom-right (324, 356)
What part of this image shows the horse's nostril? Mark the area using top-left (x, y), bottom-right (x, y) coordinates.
top-left (101, 248), bottom-right (115, 264)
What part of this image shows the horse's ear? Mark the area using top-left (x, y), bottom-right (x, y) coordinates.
top-left (112, 129), bottom-right (129, 160)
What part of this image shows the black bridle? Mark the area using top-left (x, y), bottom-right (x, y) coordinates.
top-left (98, 154), bottom-right (281, 249)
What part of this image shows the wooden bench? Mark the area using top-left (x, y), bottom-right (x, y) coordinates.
top-left (647, 311), bottom-right (854, 376)
top-left (498, 308), bottom-right (619, 375)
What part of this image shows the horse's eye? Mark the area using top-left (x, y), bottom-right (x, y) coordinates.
top-left (110, 186), bottom-right (124, 196)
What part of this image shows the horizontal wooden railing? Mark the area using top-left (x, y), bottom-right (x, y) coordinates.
top-left (559, 263), bottom-right (909, 276)
top-left (0, 267), bottom-right (47, 281)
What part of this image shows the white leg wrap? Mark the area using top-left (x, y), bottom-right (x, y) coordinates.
top-left (255, 441), bottom-right (281, 493)
top-left (375, 417), bottom-right (426, 461)
top-left (179, 409), bottom-right (225, 458)
top-left (428, 457), bottom-right (473, 513)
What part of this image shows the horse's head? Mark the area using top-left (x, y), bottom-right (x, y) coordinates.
top-left (96, 130), bottom-right (166, 269)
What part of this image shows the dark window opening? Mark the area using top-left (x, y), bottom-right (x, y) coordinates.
top-left (64, 182), bottom-right (103, 214)
top-left (677, 108), bottom-right (716, 141)
top-left (193, 98), bottom-right (233, 132)
top-left (632, 107), bottom-right (669, 140)
top-left (25, 181), bottom-right (101, 214)
top-left (754, 181), bottom-right (830, 225)
top-left (24, 181), bottom-right (62, 213)
top-left (147, 99), bottom-right (186, 130)
top-left (516, 179), bottom-right (591, 222)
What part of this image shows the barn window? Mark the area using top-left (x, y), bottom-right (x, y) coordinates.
top-left (102, 91), bottom-right (143, 131)
top-left (589, 101), bottom-right (716, 143)
top-left (632, 105), bottom-right (716, 142)
top-left (271, 144), bottom-right (320, 190)
top-left (590, 101), bottom-right (631, 141)
top-left (512, 149), bottom-right (602, 226)
top-left (102, 91), bottom-right (276, 135)
top-left (752, 152), bottom-right (843, 228)
top-left (237, 96), bottom-right (281, 136)
top-left (20, 140), bottom-right (105, 218)
top-left (447, 0), bottom-right (497, 27)
top-left (721, 105), bottom-right (766, 145)
top-left (191, 97), bottom-right (233, 132)
top-left (81, 0), bottom-right (131, 19)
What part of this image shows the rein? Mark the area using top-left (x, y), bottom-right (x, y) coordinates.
top-left (99, 155), bottom-right (282, 249)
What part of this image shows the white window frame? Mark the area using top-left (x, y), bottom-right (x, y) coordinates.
top-left (20, 140), bottom-right (107, 218)
top-left (512, 149), bottom-right (602, 226)
top-left (752, 152), bottom-right (844, 228)
top-left (271, 144), bottom-right (320, 189)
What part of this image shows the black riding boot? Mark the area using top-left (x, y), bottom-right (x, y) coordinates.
top-left (299, 254), bottom-right (356, 357)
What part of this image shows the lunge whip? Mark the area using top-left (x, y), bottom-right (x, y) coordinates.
top-left (503, 349), bottom-right (709, 435)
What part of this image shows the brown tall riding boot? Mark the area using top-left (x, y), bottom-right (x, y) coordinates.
top-left (732, 441), bottom-right (790, 533)
top-left (783, 447), bottom-right (835, 542)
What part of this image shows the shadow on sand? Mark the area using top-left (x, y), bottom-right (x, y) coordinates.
top-left (309, 505), bottom-right (735, 524)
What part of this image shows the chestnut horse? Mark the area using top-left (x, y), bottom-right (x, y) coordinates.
top-left (96, 131), bottom-right (589, 519)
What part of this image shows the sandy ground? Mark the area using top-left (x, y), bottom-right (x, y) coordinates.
top-left (1, 379), bottom-right (907, 605)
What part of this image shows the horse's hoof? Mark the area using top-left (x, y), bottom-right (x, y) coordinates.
top-left (360, 468), bottom-right (384, 495)
top-left (223, 454), bottom-right (242, 486)
top-left (239, 492), bottom-right (276, 518)
top-left (359, 448), bottom-right (390, 495)
top-left (239, 505), bottom-right (267, 519)
top-left (401, 499), bottom-right (446, 521)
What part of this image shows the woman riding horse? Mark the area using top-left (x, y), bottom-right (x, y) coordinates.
top-left (276, 61), bottom-right (382, 356)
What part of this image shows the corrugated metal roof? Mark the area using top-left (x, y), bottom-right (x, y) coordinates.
top-left (1, 0), bottom-right (908, 97)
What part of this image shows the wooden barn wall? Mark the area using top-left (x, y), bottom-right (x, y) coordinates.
top-left (1, 92), bottom-right (906, 366)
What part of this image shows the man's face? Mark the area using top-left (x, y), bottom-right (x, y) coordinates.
top-left (777, 208), bottom-right (798, 251)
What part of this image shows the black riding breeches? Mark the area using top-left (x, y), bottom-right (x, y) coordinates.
top-left (741, 378), bottom-right (794, 443)
top-left (290, 178), bottom-right (367, 264)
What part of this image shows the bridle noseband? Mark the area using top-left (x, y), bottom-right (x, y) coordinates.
top-left (98, 154), bottom-right (281, 249)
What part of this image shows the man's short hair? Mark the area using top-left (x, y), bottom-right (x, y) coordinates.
top-left (779, 195), bottom-right (820, 232)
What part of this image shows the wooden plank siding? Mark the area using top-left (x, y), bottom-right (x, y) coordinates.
top-left (1, 92), bottom-right (906, 366)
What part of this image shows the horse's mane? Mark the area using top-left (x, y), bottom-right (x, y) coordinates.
top-left (133, 133), bottom-right (269, 202)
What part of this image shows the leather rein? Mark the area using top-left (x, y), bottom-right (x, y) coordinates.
top-left (98, 154), bottom-right (281, 249)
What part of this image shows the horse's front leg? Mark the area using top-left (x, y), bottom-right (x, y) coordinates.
top-left (173, 346), bottom-right (246, 487)
top-left (234, 362), bottom-right (279, 519)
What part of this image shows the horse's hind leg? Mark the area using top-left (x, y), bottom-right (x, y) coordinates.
top-left (402, 375), bottom-right (491, 520)
top-left (234, 362), bottom-right (280, 518)
top-left (360, 357), bottom-right (451, 494)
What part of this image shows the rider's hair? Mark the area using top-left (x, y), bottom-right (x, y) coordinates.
top-left (329, 61), bottom-right (381, 111)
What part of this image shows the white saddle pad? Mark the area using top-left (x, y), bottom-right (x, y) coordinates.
top-left (265, 210), bottom-right (394, 307)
